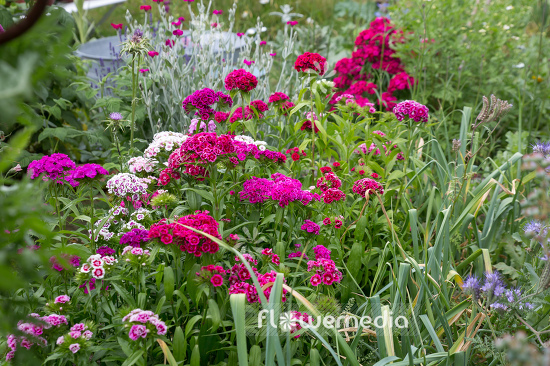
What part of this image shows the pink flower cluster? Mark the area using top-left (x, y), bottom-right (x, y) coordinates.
top-left (393, 100), bottom-right (429, 123)
top-left (294, 52), bottom-right (327, 75)
top-left (307, 245), bottom-right (342, 286)
top-left (182, 88), bottom-right (233, 120)
top-left (54, 295), bottom-right (70, 304)
top-left (224, 69), bottom-right (258, 92)
top-left (50, 254), bottom-right (80, 272)
top-left (301, 220), bottom-right (320, 235)
top-left (56, 323), bottom-right (93, 354)
top-left (28, 153), bottom-right (75, 182)
top-left (148, 211), bottom-right (221, 256)
top-left (352, 178), bottom-right (384, 198)
top-left (227, 255), bottom-right (287, 303)
top-left (79, 254), bottom-right (118, 280)
top-left (239, 174), bottom-right (321, 207)
top-left (332, 17), bottom-right (413, 110)
top-left (6, 314), bottom-right (68, 360)
top-left (122, 309), bottom-right (167, 340)
top-left (121, 246), bottom-right (151, 267)
top-left (288, 251), bottom-right (308, 260)
top-left (127, 157), bottom-right (158, 174)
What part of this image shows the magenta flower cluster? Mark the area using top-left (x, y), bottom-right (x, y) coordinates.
top-left (120, 228), bottom-right (149, 248)
top-left (307, 245), bottom-right (342, 286)
top-left (122, 309), bottom-right (167, 341)
top-left (64, 164), bottom-right (109, 187)
top-left (393, 100), bottom-right (429, 123)
top-left (182, 88), bottom-right (233, 121)
top-left (224, 69), bottom-right (258, 92)
top-left (352, 178), bottom-right (384, 198)
top-left (301, 220), bottom-right (320, 235)
top-left (28, 153), bottom-right (75, 182)
top-left (240, 173), bottom-right (321, 207)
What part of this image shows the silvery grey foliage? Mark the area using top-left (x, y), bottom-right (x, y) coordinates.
top-left (122, 0), bottom-right (300, 135)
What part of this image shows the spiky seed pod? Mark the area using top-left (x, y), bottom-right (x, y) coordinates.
top-left (539, 260), bottom-right (550, 291)
top-left (477, 96), bottom-right (489, 121)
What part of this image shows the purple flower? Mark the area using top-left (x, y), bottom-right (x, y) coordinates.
top-left (120, 228), bottom-right (149, 248)
top-left (50, 254), bottom-right (80, 272)
top-left (532, 141), bottom-right (550, 156)
top-left (481, 272), bottom-right (506, 300)
top-left (109, 112), bottom-right (123, 121)
top-left (462, 275), bottom-right (481, 300)
top-left (64, 163), bottom-right (109, 187)
top-left (97, 246), bottom-right (116, 256)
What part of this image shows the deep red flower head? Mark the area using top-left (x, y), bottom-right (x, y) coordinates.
top-left (140, 5), bottom-right (152, 11)
top-left (224, 69), bottom-right (258, 93)
top-left (111, 23), bottom-right (123, 30)
top-left (294, 52), bottom-right (327, 75)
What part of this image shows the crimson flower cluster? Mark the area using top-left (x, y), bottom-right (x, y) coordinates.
top-left (228, 102), bottom-right (268, 123)
top-left (286, 147), bottom-right (307, 161)
top-left (167, 133), bottom-right (284, 181)
top-left (300, 120), bottom-right (319, 133)
top-left (228, 254), bottom-right (287, 303)
top-left (393, 100), bottom-right (429, 123)
top-left (294, 52), bottom-right (327, 75)
top-left (352, 178), bottom-right (384, 198)
top-left (239, 173), bottom-right (321, 207)
top-left (224, 69), bottom-right (258, 92)
top-left (148, 211), bottom-right (221, 256)
top-left (182, 88), bottom-right (233, 121)
top-left (332, 17), bottom-right (413, 110)
top-left (307, 245), bottom-right (342, 286)
top-left (316, 172), bottom-right (345, 204)
top-left (196, 265), bottom-right (227, 287)
top-left (268, 92), bottom-right (290, 104)
top-left (323, 216), bottom-right (344, 229)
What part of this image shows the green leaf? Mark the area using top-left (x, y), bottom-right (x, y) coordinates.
top-left (173, 326), bottom-right (187, 362)
top-left (230, 294), bottom-right (248, 366)
top-left (121, 350), bottom-right (144, 366)
top-left (207, 298), bottom-right (221, 332)
top-left (164, 266), bottom-right (175, 299)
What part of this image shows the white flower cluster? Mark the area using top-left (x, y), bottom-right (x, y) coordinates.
top-left (121, 208), bottom-right (150, 231)
top-left (127, 156), bottom-right (158, 174)
top-left (80, 254), bottom-right (118, 279)
top-left (143, 131), bottom-right (188, 158)
top-left (106, 173), bottom-right (149, 201)
top-left (234, 135), bottom-right (268, 151)
top-left (90, 206), bottom-right (128, 241)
